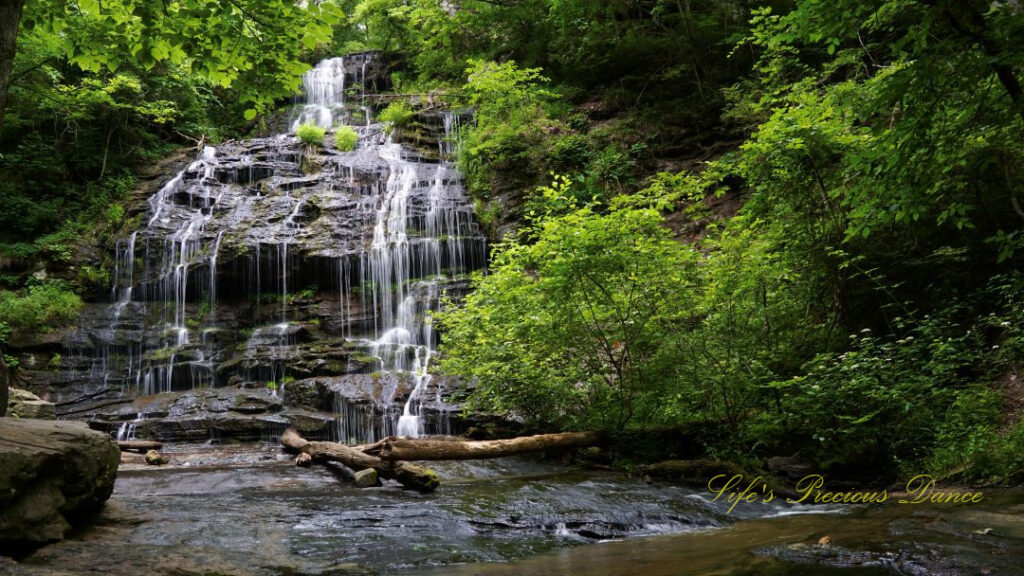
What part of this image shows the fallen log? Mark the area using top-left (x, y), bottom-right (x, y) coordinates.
top-left (378, 431), bottom-right (604, 462)
top-left (281, 428), bottom-right (439, 492)
top-left (117, 440), bottom-right (163, 452)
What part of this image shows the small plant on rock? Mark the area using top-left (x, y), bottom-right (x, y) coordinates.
top-left (296, 123), bottom-right (325, 146)
top-left (335, 126), bottom-right (358, 151)
top-left (296, 123), bottom-right (326, 173)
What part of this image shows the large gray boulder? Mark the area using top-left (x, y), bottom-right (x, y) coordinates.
top-left (0, 418), bottom-right (120, 544)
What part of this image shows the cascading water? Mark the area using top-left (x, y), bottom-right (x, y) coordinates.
top-left (71, 52), bottom-right (486, 442)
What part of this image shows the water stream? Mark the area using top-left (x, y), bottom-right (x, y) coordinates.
top-left (10, 446), bottom-right (1023, 576)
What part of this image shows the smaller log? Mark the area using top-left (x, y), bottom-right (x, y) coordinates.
top-left (378, 431), bottom-right (604, 462)
top-left (117, 440), bottom-right (163, 452)
top-left (281, 429), bottom-right (439, 492)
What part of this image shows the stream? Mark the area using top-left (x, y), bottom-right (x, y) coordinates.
top-left (5, 445), bottom-right (1023, 576)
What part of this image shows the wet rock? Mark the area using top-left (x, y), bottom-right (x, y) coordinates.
top-left (283, 410), bottom-right (336, 435)
top-left (644, 459), bottom-right (747, 485)
top-left (353, 468), bottom-right (379, 488)
top-left (6, 388), bottom-right (56, 420)
top-left (767, 456), bottom-right (815, 481)
top-left (233, 392), bottom-right (284, 414)
top-left (144, 450), bottom-right (168, 466)
top-left (0, 418), bottom-right (119, 545)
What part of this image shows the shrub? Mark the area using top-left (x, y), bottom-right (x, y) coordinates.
top-left (0, 281), bottom-right (83, 334)
top-left (106, 204), bottom-right (125, 227)
top-left (335, 126), bottom-right (358, 151)
top-left (376, 101), bottom-right (414, 129)
top-left (439, 178), bottom-right (701, 431)
top-left (546, 133), bottom-right (592, 171)
top-left (295, 123), bottom-right (326, 147)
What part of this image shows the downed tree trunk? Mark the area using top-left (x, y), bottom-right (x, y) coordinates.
top-left (117, 440), bottom-right (163, 452)
top-left (377, 431), bottom-right (604, 462)
top-left (281, 428), bottom-right (439, 492)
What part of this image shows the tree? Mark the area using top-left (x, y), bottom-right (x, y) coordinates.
top-left (0, 0), bottom-right (341, 135)
top-left (0, 0), bottom-right (26, 134)
top-left (438, 178), bottom-right (701, 431)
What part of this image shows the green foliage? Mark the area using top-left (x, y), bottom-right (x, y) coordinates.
top-left (106, 204), bottom-right (125, 228)
top-left (455, 60), bottom-right (559, 197)
top-left (0, 281), bottom-right (83, 334)
top-left (296, 123), bottom-right (326, 147)
top-left (76, 265), bottom-right (110, 290)
top-left (334, 126), bottom-right (359, 151)
top-left (376, 102), bottom-right (414, 130)
top-left (771, 321), bottom-right (978, 471)
top-left (21, 0), bottom-right (342, 116)
top-left (1, 21), bottom-right (225, 283)
top-left (440, 177), bottom-right (701, 430)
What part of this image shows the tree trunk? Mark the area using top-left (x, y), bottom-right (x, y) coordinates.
top-left (280, 428), bottom-right (439, 492)
top-left (376, 431), bottom-right (604, 462)
top-left (117, 440), bottom-right (164, 452)
top-left (0, 352), bottom-right (8, 417)
top-left (0, 0), bottom-right (26, 137)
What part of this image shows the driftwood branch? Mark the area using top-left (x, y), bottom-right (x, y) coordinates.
top-left (118, 440), bottom-right (163, 452)
top-left (281, 428), bottom-right (439, 492)
top-left (377, 431), bottom-right (604, 462)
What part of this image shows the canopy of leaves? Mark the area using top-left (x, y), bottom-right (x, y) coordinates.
top-left (21, 0), bottom-right (342, 118)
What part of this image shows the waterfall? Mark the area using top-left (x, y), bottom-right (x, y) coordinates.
top-left (75, 52), bottom-right (486, 443)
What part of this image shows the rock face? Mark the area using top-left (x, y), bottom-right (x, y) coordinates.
top-left (86, 376), bottom-right (466, 443)
top-left (10, 52), bottom-right (489, 444)
top-left (0, 418), bottom-right (119, 545)
top-left (6, 388), bottom-right (56, 420)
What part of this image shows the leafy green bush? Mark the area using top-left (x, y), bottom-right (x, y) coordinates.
top-left (924, 389), bottom-right (1021, 483)
top-left (455, 60), bottom-right (558, 197)
top-left (439, 177), bottom-right (700, 430)
top-left (376, 101), bottom-right (414, 129)
top-left (106, 204), bottom-right (125, 227)
top-left (334, 126), bottom-right (358, 151)
top-left (0, 281), bottom-right (83, 334)
top-left (589, 145), bottom-right (636, 191)
top-left (545, 133), bottom-right (591, 172)
top-left (76, 266), bottom-right (110, 290)
top-left (295, 123), bottom-right (326, 147)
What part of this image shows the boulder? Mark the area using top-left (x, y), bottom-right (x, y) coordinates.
top-left (352, 468), bottom-right (379, 488)
top-left (0, 418), bottom-right (119, 545)
top-left (767, 456), bottom-right (815, 481)
top-left (7, 388), bottom-right (57, 420)
top-left (144, 450), bottom-right (168, 466)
